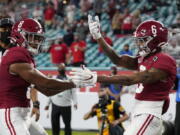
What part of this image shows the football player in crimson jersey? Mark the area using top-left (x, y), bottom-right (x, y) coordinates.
top-left (0, 16), bottom-right (48, 135)
top-left (0, 18), bottom-right (92, 135)
top-left (70, 15), bottom-right (177, 135)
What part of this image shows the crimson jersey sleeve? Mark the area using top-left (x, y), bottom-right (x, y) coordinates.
top-left (4, 47), bottom-right (32, 65)
top-left (152, 53), bottom-right (176, 75)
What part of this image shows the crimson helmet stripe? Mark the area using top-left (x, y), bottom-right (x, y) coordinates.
top-left (33, 19), bottom-right (43, 34)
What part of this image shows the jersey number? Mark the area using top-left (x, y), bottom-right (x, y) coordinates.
top-left (136, 65), bottom-right (146, 93)
top-left (136, 84), bottom-right (144, 93)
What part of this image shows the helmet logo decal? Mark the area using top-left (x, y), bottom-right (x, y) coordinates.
top-left (17, 21), bottom-right (24, 31)
top-left (153, 56), bottom-right (158, 62)
top-left (151, 25), bottom-right (157, 37)
top-left (140, 29), bottom-right (146, 36)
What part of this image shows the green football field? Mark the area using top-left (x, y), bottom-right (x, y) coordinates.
top-left (46, 130), bottom-right (98, 135)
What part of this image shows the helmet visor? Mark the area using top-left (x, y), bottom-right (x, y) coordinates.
top-left (135, 36), bottom-right (152, 51)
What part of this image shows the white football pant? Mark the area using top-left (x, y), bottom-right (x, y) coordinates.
top-left (124, 114), bottom-right (163, 135)
top-left (0, 107), bottom-right (48, 135)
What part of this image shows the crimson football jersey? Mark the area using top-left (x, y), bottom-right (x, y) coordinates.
top-left (135, 52), bottom-right (176, 101)
top-left (0, 47), bottom-right (35, 108)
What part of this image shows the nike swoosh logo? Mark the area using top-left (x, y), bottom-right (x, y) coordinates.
top-left (85, 75), bottom-right (93, 81)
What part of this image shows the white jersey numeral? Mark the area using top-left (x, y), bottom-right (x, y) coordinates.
top-left (136, 65), bottom-right (146, 94)
top-left (136, 83), bottom-right (144, 93)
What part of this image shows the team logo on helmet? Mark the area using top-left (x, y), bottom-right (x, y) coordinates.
top-left (140, 29), bottom-right (146, 36)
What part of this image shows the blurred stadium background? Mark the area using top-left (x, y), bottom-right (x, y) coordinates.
top-left (0, 0), bottom-right (179, 134)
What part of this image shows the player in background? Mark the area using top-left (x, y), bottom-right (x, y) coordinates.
top-left (0, 18), bottom-right (92, 135)
top-left (70, 15), bottom-right (177, 135)
top-left (26, 87), bottom-right (48, 135)
top-left (0, 16), bottom-right (48, 135)
top-left (0, 16), bottom-right (13, 57)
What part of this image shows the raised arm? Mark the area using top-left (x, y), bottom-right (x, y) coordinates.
top-left (97, 38), bottom-right (138, 70)
top-left (88, 15), bottom-right (138, 70)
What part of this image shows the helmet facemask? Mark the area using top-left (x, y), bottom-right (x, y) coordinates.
top-left (24, 30), bottom-right (45, 55)
top-left (135, 36), bottom-right (153, 57)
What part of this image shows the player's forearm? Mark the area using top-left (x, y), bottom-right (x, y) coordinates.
top-left (97, 38), bottom-right (121, 65)
top-left (97, 69), bottom-right (162, 85)
top-left (28, 69), bottom-right (76, 91)
top-left (97, 38), bottom-right (138, 69)
top-left (37, 78), bottom-right (76, 91)
top-left (97, 74), bottom-right (137, 86)
top-left (30, 88), bottom-right (38, 102)
top-left (35, 87), bottom-right (64, 96)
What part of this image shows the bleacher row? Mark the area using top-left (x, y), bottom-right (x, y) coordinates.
top-left (34, 0), bottom-right (178, 68)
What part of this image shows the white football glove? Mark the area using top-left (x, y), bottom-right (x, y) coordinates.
top-left (69, 66), bottom-right (97, 88)
top-left (88, 15), bottom-right (102, 40)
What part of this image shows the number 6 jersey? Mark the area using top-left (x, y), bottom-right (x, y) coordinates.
top-left (133, 52), bottom-right (176, 117)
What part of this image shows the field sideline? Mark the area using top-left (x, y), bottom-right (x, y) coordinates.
top-left (46, 130), bottom-right (98, 135)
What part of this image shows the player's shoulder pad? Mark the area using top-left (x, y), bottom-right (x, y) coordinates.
top-left (3, 46), bottom-right (32, 64)
top-left (7, 46), bottom-right (31, 58)
top-left (9, 46), bottom-right (29, 54)
top-left (156, 52), bottom-right (175, 62)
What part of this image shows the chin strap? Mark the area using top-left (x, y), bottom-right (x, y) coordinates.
top-left (27, 45), bottom-right (39, 55)
top-left (139, 50), bottom-right (148, 57)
